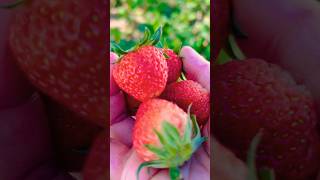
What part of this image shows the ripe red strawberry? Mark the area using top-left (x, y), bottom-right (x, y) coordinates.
top-left (163, 48), bottom-right (182, 83)
top-left (112, 27), bottom-right (168, 102)
top-left (8, 0), bottom-right (107, 127)
top-left (133, 99), bottom-right (206, 179)
top-left (213, 0), bottom-right (230, 57)
top-left (83, 131), bottom-right (107, 180)
top-left (161, 80), bottom-right (210, 125)
top-left (213, 59), bottom-right (320, 179)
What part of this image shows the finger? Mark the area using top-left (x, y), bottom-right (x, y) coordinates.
top-left (194, 147), bottom-right (210, 172)
top-left (120, 150), bottom-right (158, 180)
top-left (110, 117), bottom-right (134, 147)
top-left (0, 93), bottom-right (52, 179)
top-left (110, 52), bottom-right (120, 95)
top-left (110, 138), bottom-right (130, 180)
top-left (212, 138), bottom-right (247, 180)
top-left (233, 0), bottom-right (320, 114)
top-left (188, 159), bottom-right (210, 180)
top-left (110, 91), bottom-right (127, 125)
top-left (180, 46), bottom-right (210, 91)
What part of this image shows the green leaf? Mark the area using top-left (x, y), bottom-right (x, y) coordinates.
top-left (145, 144), bottom-right (168, 159)
top-left (216, 49), bottom-right (232, 65)
top-left (150, 26), bottom-right (163, 46)
top-left (138, 27), bottom-right (151, 46)
top-left (0, 0), bottom-right (25, 9)
top-left (111, 42), bottom-right (128, 55)
top-left (247, 131), bottom-right (263, 180)
top-left (169, 167), bottom-right (181, 180)
top-left (228, 35), bottom-right (246, 60)
top-left (259, 168), bottom-right (276, 180)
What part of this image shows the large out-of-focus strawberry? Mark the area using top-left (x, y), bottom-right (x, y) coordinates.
top-left (112, 27), bottom-right (168, 102)
top-left (163, 48), bottom-right (182, 83)
top-left (213, 0), bottom-right (230, 57)
top-left (133, 99), bottom-right (206, 179)
top-left (83, 131), bottom-right (107, 180)
top-left (161, 80), bottom-right (210, 125)
top-left (8, 0), bottom-right (107, 127)
top-left (213, 59), bottom-right (320, 179)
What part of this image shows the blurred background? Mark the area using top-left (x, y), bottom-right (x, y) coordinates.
top-left (110, 0), bottom-right (210, 60)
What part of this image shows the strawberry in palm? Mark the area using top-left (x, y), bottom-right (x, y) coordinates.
top-left (7, 0), bottom-right (107, 127)
top-left (112, 27), bottom-right (168, 102)
top-left (133, 99), bottom-right (206, 180)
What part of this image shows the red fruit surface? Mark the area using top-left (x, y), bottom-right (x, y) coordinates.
top-left (163, 48), bottom-right (182, 83)
top-left (161, 80), bottom-right (210, 125)
top-left (133, 99), bottom-right (188, 161)
top-left (213, 0), bottom-right (230, 57)
top-left (113, 46), bottom-right (168, 102)
top-left (9, 0), bottom-right (108, 127)
top-left (83, 132), bottom-right (107, 180)
top-left (213, 59), bottom-right (320, 180)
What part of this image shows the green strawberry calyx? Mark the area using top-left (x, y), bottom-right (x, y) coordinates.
top-left (136, 105), bottom-right (207, 180)
top-left (0, 0), bottom-right (25, 9)
top-left (111, 26), bottom-right (163, 56)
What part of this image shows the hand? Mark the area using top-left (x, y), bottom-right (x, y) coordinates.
top-left (110, 46), bottom-right (210, 180)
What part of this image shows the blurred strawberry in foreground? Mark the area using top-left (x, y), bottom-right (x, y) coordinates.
top-left (83, 132), bottom-right (107, 180)
top-left (112, 27), bottom-right (168, 102)
top-left (44, 97), bottom-right (102, 171)
top-left (213, 0), bottom-right (230, 57)
top-left (163, 48), bottom-right (182, 84)
top-left (133, 99), bottom-right (206, 179)
top-left (8, 0), bottom-right (107, 127)
top-left (213, 59), bottom-right (320, 179)
top-left (161, 80), bottom-right (210, 125)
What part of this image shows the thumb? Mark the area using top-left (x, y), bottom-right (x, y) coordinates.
top-left (179, 46), bottom-right (210, 91)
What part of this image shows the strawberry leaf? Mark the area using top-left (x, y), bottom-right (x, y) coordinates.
top-left (0, 0), bottom-right (25, 9)
top-left (228, 35), bottom-right (246, 60)
top-left (259, 168), bottom-right (275, 180)
top-left (169, 167), bottom-right (181, 180)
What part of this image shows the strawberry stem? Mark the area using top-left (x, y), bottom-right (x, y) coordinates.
top-left (0, 0), bottom-right (25, 9)
top-left (136, 104), bottom-right (206, 180)
top-left (111, 26), bottom-right (163, 56)
top-left (169, 167), bottom-right (181, 180)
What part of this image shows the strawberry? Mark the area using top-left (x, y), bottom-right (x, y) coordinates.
top-left (213, 59), bottom-right (320, 179)
top-left (161, 80), bottom-right (210, 125)
top-left (83, 131), bottom-right (107, 180)
top-left (112, 27), bottom-right (168, 102)
top-left (213, 0), bottom-right (230, 57)
top-left (8, 0), bottom-right (107, 127)
top-left (133, 99), bottom-right (206, 179)
top-left (163, 48), bottom-right (182, 83)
